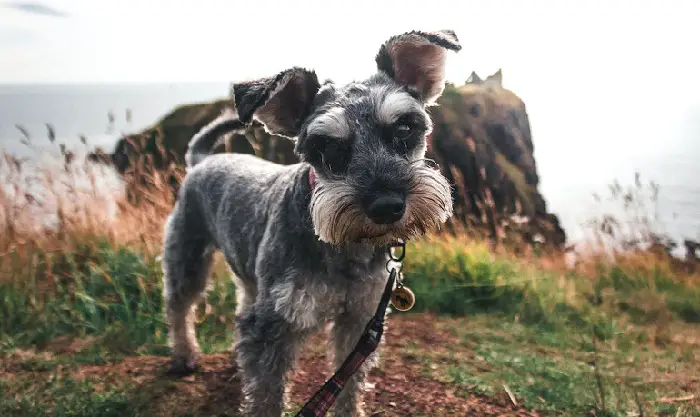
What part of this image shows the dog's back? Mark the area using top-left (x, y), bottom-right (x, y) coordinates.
top-left (175, 153), bottom-right (308, 280)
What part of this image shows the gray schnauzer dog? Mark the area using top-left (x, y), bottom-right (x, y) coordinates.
top-left (161, 29), bottom-right (461, 417)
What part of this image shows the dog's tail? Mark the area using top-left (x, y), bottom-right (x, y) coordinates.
top-left (185, 108), bottom-right (248, 168)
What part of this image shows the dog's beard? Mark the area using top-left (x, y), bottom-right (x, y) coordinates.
top-left (309, 165), bottom-right (453, 246)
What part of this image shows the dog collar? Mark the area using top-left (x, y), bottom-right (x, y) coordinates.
top-left (308, 167), bottom-right (317, 191)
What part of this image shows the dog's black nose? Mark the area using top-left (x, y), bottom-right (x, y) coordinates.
top-left (365, 193), bottom-right (406, 224)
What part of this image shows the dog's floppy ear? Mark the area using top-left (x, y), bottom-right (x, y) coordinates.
top-left (231, 67), bottom-right (321, 138)
top-left (376, 30), bottom-right (461, 104)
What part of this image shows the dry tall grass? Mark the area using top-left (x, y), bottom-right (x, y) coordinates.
top-left (0, 130), bottom-right (697, 287)
top-left (0, 134), bottom-right (182, 285)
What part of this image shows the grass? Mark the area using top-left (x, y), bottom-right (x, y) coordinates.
top-left (448, 317), bottom-right (696, 415)
top-left (0, 377), bottom-right (136, 417)
top-left (404, 234), bottom-right (700, 330)
top-left (1, 134), bottom-right (699, 415)
top-left (2, 237), bottom-right (698, 416)
top-left (0, 241), bottom-right (237, 358)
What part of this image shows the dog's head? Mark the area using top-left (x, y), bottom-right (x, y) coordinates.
top-left (231, 30), bottom-right (461, 246)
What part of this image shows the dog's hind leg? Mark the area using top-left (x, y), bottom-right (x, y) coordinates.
top-left (161, 202), bottom-right (215, 374)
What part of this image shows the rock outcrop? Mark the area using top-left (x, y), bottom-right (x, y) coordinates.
top-left (426, 70), bottom-right (566, 250)
top-left (90, 70), bottom-right (566, 251)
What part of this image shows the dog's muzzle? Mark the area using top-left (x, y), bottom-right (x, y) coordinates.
top-left (308, 163), bottom-right (453, 246)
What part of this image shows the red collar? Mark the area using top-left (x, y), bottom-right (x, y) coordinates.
top-left (308, 167), bottom-right (317, 191)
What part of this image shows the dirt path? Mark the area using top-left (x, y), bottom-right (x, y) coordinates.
top-left (3, 314), bottom-right (541, 416)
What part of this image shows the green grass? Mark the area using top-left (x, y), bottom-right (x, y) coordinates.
top-left (403, 237), bottom-right (700, 332)
top-left (0, 377), bottom-right (137, 417)
top-left (1, 237), bottom-right (699, 416)
top-left (1, 241), bottom-right (236, 357)
top-left (457, 319), bottom-right (664, 414)
top-left (399, 315), bottom-right (699, 416)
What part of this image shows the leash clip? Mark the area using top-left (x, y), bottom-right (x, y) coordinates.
top-left (384, 240), bottom-right (415, 311)
top-left (386, 240), bottom-right (405, 274)
top-left (388, 240), bottom-right (406, 262)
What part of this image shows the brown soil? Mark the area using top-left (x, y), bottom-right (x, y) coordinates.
top-left (2, 314), bottom-right (541, 416)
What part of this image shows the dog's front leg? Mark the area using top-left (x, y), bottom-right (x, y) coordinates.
top-left (330, 309), bottom-right (384, 417)
top-left (234, 306), bottom-right (307, 417)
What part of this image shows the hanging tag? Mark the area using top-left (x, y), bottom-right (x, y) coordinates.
top-left (390, 273), bottom-right (415, 312)
top-left (391, 285), bottom-right (415, 312)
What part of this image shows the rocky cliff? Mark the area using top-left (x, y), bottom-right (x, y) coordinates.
top-left (426, 70), bottom-right (566, 250)
top-left (90, 70), bottom-right (566, 251)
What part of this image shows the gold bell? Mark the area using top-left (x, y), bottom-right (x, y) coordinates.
top-left (391, 285), bottom-right (416, 312)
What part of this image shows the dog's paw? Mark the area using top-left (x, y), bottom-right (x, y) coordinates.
top-left (166, 356), bottom-right (199, 376)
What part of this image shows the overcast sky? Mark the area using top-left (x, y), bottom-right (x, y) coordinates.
top-left (0, 0), bottom-right (698, 89)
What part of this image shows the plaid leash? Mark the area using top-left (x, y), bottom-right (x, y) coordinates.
top-left (294, 265), bottom-right (398, 417)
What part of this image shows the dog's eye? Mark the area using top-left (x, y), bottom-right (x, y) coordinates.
top-left (393, 123), bottom-right (412, 140)
top-left (392, 114), bottom-right (417, 141)
top-left (317, 137), bottom-right (351, 175)
top-left (385, 114), bottom-right (424, 154)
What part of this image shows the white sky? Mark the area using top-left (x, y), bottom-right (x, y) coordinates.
top-left (0, 0), bottom-right (698, 88)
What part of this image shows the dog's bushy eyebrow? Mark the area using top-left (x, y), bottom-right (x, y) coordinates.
top-left (306, 107), bottom-right (351, 139)
top-left (375, 89), bottom-right (426, 125)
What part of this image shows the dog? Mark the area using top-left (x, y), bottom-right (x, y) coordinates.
top-left (161, 29), bottom-right (461, 417)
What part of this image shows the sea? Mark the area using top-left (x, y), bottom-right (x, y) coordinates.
top-left (0, 83), bottom-right (698, 253)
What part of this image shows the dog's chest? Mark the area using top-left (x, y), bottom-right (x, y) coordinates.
top-left (271, 261), bottom-right (387, 330)
top-left (328, 272), bottom-right (385, 316)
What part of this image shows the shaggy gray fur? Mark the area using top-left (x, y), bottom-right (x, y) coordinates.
top-left (162, 29), bottom-right (461, 417)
